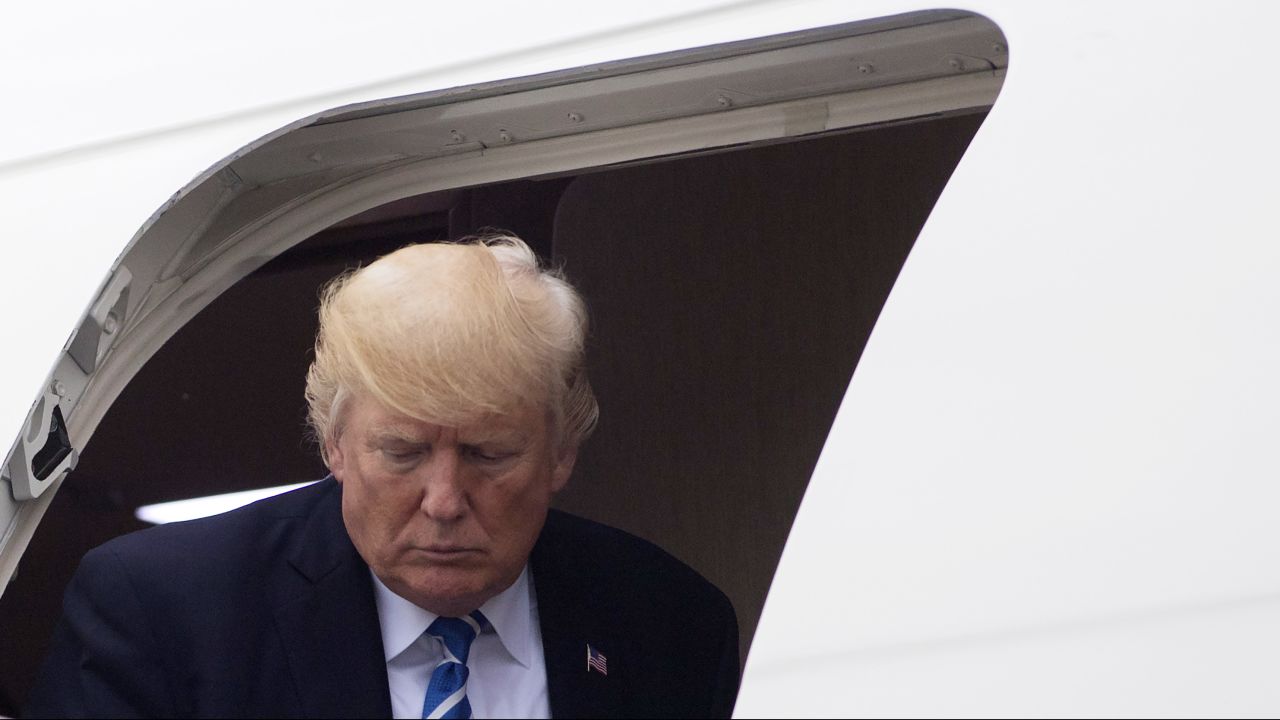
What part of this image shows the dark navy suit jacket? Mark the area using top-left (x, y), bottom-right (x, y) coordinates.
top-left (25, 479), bottom-right (739, 718)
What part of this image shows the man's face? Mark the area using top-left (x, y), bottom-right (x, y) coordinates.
top-left (327, 392), bottom-right (575, 616)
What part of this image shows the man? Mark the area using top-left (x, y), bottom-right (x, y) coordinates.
top-left (26, 235), bottom-right (739, 718)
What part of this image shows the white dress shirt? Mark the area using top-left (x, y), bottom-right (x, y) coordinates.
top-left (372, 565), bottom-right (551, 719)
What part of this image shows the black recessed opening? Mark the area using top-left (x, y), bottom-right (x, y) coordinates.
top-left (31, 406), bottom-right (71, 482)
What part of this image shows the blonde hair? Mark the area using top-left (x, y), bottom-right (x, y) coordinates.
top-left (305, 234), bottom-right (597, 462)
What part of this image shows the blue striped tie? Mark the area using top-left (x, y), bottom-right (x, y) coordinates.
top-left (421, 611), bottom-right (486, 719)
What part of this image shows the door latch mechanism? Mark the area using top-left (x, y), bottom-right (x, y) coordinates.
top-left (3, 387), bottom-right (78, 501)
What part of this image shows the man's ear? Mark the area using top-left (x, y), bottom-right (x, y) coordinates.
top-left (326, 434), bottom-right (347, 483)
top-left (550, 445), bottom-right (577, 494)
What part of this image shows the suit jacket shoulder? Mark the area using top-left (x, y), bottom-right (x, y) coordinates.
top-left (532, 510), bottom-right (740, 719)
top-left (25, 478), bottom-right (391, 719)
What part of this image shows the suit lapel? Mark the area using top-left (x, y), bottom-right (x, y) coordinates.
top-left (272, 480), bottom-right (392, 719)
top-left (532, 511), bottom-right (634, 719)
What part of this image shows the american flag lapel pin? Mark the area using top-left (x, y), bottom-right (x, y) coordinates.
top-left (586, 643), bottom-right (608, 676)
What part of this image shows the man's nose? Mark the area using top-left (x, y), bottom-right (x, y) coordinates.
top-left (420, 450), bottom-right (468, 521)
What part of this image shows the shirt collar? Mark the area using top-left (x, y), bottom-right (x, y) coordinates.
top-left (371, 565), bottom-right (535, 668)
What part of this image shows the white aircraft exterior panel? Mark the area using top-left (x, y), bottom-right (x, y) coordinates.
top-left (741, 0), bottom-right (1280, 715)
top-left (0, 0), bottom-right (764, 165)
top-left (741, 593), bottom-right (1280, 717)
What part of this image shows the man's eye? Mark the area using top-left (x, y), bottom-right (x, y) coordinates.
top-left (381, 449), bottom-right (421, 463)
top-left (465, 446), bottom-right (513, 463)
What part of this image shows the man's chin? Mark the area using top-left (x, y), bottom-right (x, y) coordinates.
top-left (393, 567), bottom-right (495, 616)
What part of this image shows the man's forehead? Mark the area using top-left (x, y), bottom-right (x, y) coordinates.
top-left (364, 409), bottom-right (539, 442)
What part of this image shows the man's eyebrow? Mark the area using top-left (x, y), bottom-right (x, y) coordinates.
top-left (367, 426), bottom-right (428, 444)
top-left (461, 427), bottom-right (531, 446)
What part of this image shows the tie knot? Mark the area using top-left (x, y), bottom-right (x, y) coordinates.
top-left (426, 611), bottom-right (486, 665)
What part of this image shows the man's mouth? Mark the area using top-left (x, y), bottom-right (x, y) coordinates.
top-left (416, 545), bottom-right (480, 558)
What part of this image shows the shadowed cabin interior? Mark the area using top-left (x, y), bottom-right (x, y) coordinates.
top-left (0, 110), bottom-right (986, 713)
